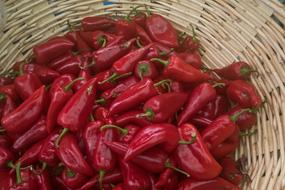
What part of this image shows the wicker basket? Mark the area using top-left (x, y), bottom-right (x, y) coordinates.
top-left (0, 0), bottom-right (285, 189)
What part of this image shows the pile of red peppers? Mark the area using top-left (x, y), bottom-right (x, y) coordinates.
top-left (0, 7), bottom-right (262, 190)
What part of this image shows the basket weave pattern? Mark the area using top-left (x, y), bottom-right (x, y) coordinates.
top-left (0, 0), bottom-right (285, 189)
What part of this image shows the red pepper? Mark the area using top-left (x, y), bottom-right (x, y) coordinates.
top-left (124, 123), bottom-right (179, 161)
top-left (73, 61), bottom-right (93, 92)
top-left (151, 55), bottom-right (210, 83)
top-left (54, 55), bottom-right (82, 76)
top-left (145, 14), bottom-right (178, 48)
top-left (35, 170), bottom-right (53, 190)
top-left (178, 177), bottom-right (241, 190)
top-left (12, 116), bottom-right (47, 151)
top-left (191, 116), bottom-right (213, 128)
top-left (214, 61), bottom-right (254, 80)
top-left (226, 80), bottom-right (262, 108)
top-left (82, 120), bottom-right (103, 163)
top-left (52, 176), bottom-right (73, 190)
top-left (155, 167), bottom-right (179, 190)
top-left (93, 128), bottom-right (118, 188)
top-left (1, 85), bottom-right (47, 135)
top-left (10, 165), bottom-right (38, 190)
top-left (131, 12), bottom-right (147, 26)
top-left (33, 37), bottom-right (75, 64)
top-left (179, 31), bottom-right (200, 52)
top-left (135, 24), bottom-right (152, 45)
top-left (56, 133), bottom-right (93, 176)
top-left (115, 110), bottom-right (153, 127)
top-left (23, 64), bottom-right (60, 84)
top-left (0, 169), bottom-right (14, 189)
top-left (57, 77), bottom-right (96, 132)
top-left (0, 146), bottom-right (14, 168)
top-left (14, 73), bottom-right (43, 100)
top-left (92, 38), bottom-right (135, 72)
top-left (101, 43), bottom-right (152, 84)
top-left (101, 76), bottom-right (138, 101)
top-left (145, 42), bottom-right (173, 60)
top-left (1, 94), bottom-right (17, 118)
top-left (119, 159), bottom-right (151, 190)
top-left (134, 60), bottom-right (158, 80)
top-left (79, 31), bottom-right (107, 50)
top-left (138, 92), bottom-right (188, 123)
top-left (106, 141), bottom-right (167, 173)
top-left (95, 70), bottom-right (117, 91)
top-left (46, 74), bottom-right (76, 133)
top-left (48, 52), bottom-right (73, 70)
top-left (115, 19), bottom-right (136, 40)
top-left (119, 124), bottom-right (140, 143)
top-left (175, 123), bottom-right (222, 180)
top-left (197, 95), bottom-right (230, 120)
top-left (93, 107), bottom-right (112, 124)
top-left (176, 51), bottom-right (202, 69)
top-left (0, 76), bottom-right (13, 86)
top-left (61, 168), bottom-right (88, 189)
top-left (65, 31), bottom-right (91, 54)
top-left (211, 126), bottom-right (240, 159)
top-left (228, 106), bottom-right (257, 131)
top-left (81, 16), bottom-right (115, 31)
top-left (16, 140), bottom-right (43, 167)
top-left (109, 78), bottom-right (157, 116)
top-left (0, 135), bottom-right (11, 148)
top-left (39, 129), bottom-right (60, 166)
top-left (112, 183), bottom-right (123, 190)
top-left (220, 157), bottom-right (243, 186)
top-left (201, 114), bottom-right (238, 150)
top-left (78, 169), bottom-right (122, 190)
top-left (0, 84), bottom-right (19, 102)
top-left (178, 83), bottom-right (217, 125)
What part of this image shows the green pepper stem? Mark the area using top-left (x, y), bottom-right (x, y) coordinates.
top-left (7, 161), bottom-right (15, 169)
top-left (165, 161), bottom-right (190, 177)
top-left (136, 38), bottom-right (143, 48)
top-left (98, 72), bottom-right (132, 85)
top-left (95, 97), bottom-right (106, 105)
top-left (154, 79), bottom-right (172, 87)
top-left (240, 129), bottom-right (257, 137)
top-left (145, 5), bottom-right (152, 16)
top-left (179, 132), bottom-right (197, 145)
top-left (151, 58), bottom-right (169, 67)
top-left (0, 127), bottom-right (6, 133)
top-left (100, 124), bottom-right (128, 136)
top-left (79, 60), bottom-right (96, 70)
top-left (98, 170), bottom-right (105, 190)
top-left (136, 109), bottom-right (154, 120)
top-left (138, 63), bottom-right (149, 80)
top-left (230, 108), bottom-right (253, 122)
top-left (66, 169), bottom-right (76, 178)
top-left (0, 93), bottom-right (7, 102)
top-left (89, 113), bottom-right (95, 122)
top-left (15, 162), bottom-right (22, 184)
top-left (126, 5), bottom-right (145, 20)
top-left (97, 36), bottom-right (107, 48)
top-left (55, 128), bottom-right (69, 148)
top-left (63, 77), bottom-right (85, 91)
top-left (240, 67), bottom-right (257, 76)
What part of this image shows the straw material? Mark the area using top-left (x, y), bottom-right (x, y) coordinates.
top-left (0, 0), bottom-right (284, 189)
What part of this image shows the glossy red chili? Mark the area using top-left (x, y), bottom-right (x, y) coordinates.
top-left (16, 140), bottom-right (43, 167)
top-left (191, 116), bottom-right (213, 128)
top-left (56, 133), bottom-right (93, 176)
top-left (93, 127), bottom-right (118, 188)
top-left (109, 78), bottom-right (157, 116)
top-left (134, 60), bottom-right (158, 80)
top-left (124, 123), bottom-right (179, 161)
top-left (10, 165), bottom-right (38, 190)
top-left (57, 78), bottom-right (96, 132)
top-left (79, 31), bottom-right (107, 50)
top-left (226, 80), bottom-right (262, 108)
top-left (151, 55), bottom-right (210, 83)
top-left (65, 31), bottom-right (91, 54)
top-left (12, 116), bottom-right (47, 151)
top-left (54, 55), bottom-right (82, 76)
top-left (155, 167), bottom-right (179, 190)
top-left (220, 157), bottom-right (243, 186)
top-left (178, 83), bottom-right (217, 125)
top-left (214, 61), bottom-right (254, 80)
top-left (115, 110), bottom-right (153, 127)
top-left (72, 59), bottom-right (92, 91)
top-left (81, 16), bottom-right (115, 31)
top-left (48, 52), bottom-right (73, 70)
top-left (33, 36), bottom-right (74, 64)
top-left (176, 51), bottom-right (202, 69)
top-left (61, 168), bottom-right (88, 189)
top-left (0, 84), bottom-right (19, 102)
top-left (0, 146), bottom-right (14, 168)
top-left (119, 159), bottom-right (151, 190)
top-left (138, 92), bottom-right (188, 123)
top-left (119, 124), bottom-right (140, 143)
top-left (135, 24), bottom-right (152, 45)
top-left (175, 123), bottom-right (222, 180)
top-left (1, 86), bottom-right (47, 135)
top-left (178, 177), bottom-right (241, 190)
top-left (106, 141), bottom-right (167, 173)
top-left (145, 14), bottom-right (178, 48)
top-left (115, 19), bottom-right (136, 40)
top-left (35, 170), bottom-right (53, 190)
top-left (228, 106), bottom-right (257, 131)
top-left (1, 94), bottom-right (17, 118)
top-left (82, 120), bottom-right (102, 163)
top-left (14, 73), bottom-right (43, 100)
